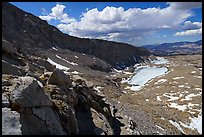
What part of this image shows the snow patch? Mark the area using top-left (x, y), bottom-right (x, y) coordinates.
top-left (173, 81), bottom-right (178, 84)
top-left (113, 68), bottom-right (122, 73)
top-left (172, 76), bottom-right (184, 80)
top-left (71, 71), bottom-right (82, 75)
top-left (181, 93), bottom-right (202, 101)
top-left (123, 71), bottom-right (133, 75)
top-left (47, 58), bottom-right (70, 71)
top-left (191, 71), bottom-right (196, 74)
top-left (156, 86), bottom-right (160, 88)
top-left (156, 125), bottom-right (164, 131)
top-left (178, 85), bottom-right (185, 88)
top-left (56, 55), bottom-right (78, 66)
top-left (52, 47), bottom-right (57, 51)
top-left (193, 76), bottom-right (202, 79)
top-left (37, 80), bottom-right (43, 88)
top-left (163, 93), bottom-right (180, 101)
top-left (195, 88), bottom-right (202, 91)
top-left (157, 96), bottom-right (162, 101)
top-left (169, 120), bottom-right (185, 134)
top-left (160, 117), bottom-right (165, 120)
top-left (167, 102), bottom-right (187, 111)
top-left (94, 86), bottom-right (104, 93)
top-left (154, 79), bottom-right (167, 85)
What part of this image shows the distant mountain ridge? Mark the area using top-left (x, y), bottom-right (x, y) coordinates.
top-left (142, 40), bottom-right (202, 56)
top-left (2, 2), bottom-right (150, 68)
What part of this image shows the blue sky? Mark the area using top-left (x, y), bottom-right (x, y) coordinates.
top-left (10, 2), bottom-right (202, 46)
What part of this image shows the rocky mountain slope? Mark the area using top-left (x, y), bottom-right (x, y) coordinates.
top-left (143, 40), bottom-right (202, 56)
top-left (2, 2), bottom-right (150, 69)
top-left (2, 2), bottom-right (153, 135)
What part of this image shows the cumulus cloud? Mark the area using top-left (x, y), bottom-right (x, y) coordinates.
top-left (174, 28), bottom-right (202, 36)
top-left (40, 2), bottom-right (202, 45)
top-left (182, 21), bottom-right (202, 30)
top-left (174, 21), bottom-right (202, 36)
top-left (39, 3), bottom-right (76, 23)
top-left (174, 27), bottom-right (202, 36)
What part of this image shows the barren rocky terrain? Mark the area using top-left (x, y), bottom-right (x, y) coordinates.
top-left (90, 54), bottom-right (202, 135)
top-left (2, 2), bottom-right (202, 135)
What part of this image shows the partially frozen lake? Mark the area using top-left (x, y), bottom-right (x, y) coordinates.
top-left (124, 57), bottom-right (169, 91)
top-left (151, 57), bottom-right (169, 64)
top-left (127, 66), bottom-right (168, 91)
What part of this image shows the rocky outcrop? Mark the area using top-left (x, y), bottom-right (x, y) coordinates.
top-left (2, 76), bottom-right (66, 135)
top-left (48, 69), bottom-right (72, 87)
top-left (2, 2), bottom-right (150, 69)
top-left (2, 70), bottom-right (115, 135)
top-left (8, 76), bottom-right (53, 109)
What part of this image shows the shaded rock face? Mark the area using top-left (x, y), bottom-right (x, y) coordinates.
top-left (2, 39), bottom-right (18, 56)
top-left (2, 2), bottom-right (150, 68)
top-left (36, 59), bottom-right (55, 72)
top-left (2, 60), bottom-right (25, 76)
top-left (20, 107), bottom-right (66, 135)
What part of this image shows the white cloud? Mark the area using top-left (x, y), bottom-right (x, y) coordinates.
top-left (174, 27), bottom-right (202, 36)
top-left (182, 21), bottom-right (202, 30)
top-left (174, 21), bottom-right (202, 36)
top-left (40, 2), bottom-right (202, 45)
top-left (39, 3), bottom-right (76, 23)
top-left (39, 15), bottom-right (54, 21)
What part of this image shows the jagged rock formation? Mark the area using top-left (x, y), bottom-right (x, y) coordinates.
top-left (2, 71), bottom-right (115, 135)
top-left (2, 2), bottom-right (150, 69)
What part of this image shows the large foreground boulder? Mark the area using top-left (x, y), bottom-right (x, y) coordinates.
top-left (20, 107), bottom-right (66, 135)
top-left (2, 76), bottom-right (66, 135)
top-left (9, 76), bottom-right (53, 109)
top-left (48, 69), bottom-right (72, 87)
